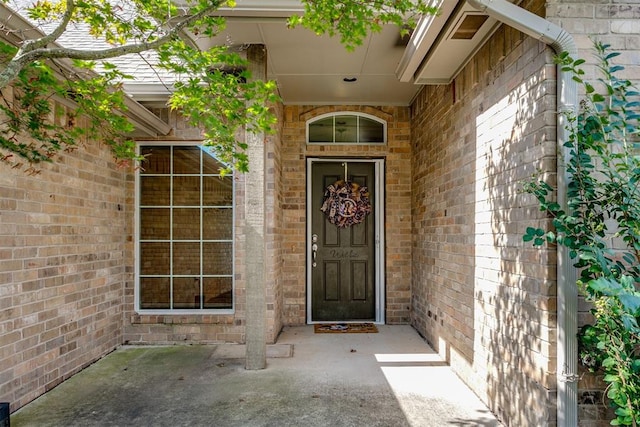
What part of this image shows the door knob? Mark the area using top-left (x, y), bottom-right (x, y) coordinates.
top-left (312, 243), bottom-right (318, 267)
top-left (311, 237), bottom-right (318, 268)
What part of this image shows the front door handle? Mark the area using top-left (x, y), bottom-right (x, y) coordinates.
top-left (311, 233), bottom-right (318, 267)
top-left (312, 243), bottom-right (318, 267)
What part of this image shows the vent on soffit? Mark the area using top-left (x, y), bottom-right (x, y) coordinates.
top-left (450, 13), bottom-right (489, 40)
top-left (411, 5), bottom-right (497, 85)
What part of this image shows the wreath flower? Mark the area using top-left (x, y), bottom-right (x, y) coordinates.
top-left (321, 180), bottom-right (372, 227)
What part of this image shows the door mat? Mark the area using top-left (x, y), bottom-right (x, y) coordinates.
top-left (314, 323), bottom-right (378, 334)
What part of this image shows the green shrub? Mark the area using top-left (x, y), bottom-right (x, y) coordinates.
top-left (523, 41), bottom-right (640, 426)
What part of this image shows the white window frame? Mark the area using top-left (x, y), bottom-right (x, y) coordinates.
top-left (134, 142), bottom-right (235, 315)
top-left (306, 112), bottom-right (387, 145)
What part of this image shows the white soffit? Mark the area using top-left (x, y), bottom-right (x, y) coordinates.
top-left (398, 0), bottom-right (504, 85)
top-left (395, 0), bottom-right (454, 82)
top-left (195, 11), bottom-right (417, 105)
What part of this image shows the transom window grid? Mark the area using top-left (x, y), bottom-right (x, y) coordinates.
top-left (307, 112), bottom-right (387, 145)
top-left (137, 145), bottom-right (234, 312)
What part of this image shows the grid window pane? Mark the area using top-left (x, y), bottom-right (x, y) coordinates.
top-left (334, 115), bottom-right (357, 143)
top-left (203, 208), bottom-right (232, 240)
top-left (173, 242), bottom-right (200, 275)
top-left (140, 208), bottom-right (170, 240)
top-left (173, 147), bottom-right (201, 174)
top-left (138, 145), bottom-right (234, 311)
top-left (140, 242), bottom-right (170, 275)
top-left (203, 176), bottom-right (233, 206)
top-left (173, 176), bottom-right (201, 206)
top-left (140, 176), bottom-right (170, 206)
top-left (173, 277), bottom-right (200, 309)
top-left (140, 277), bottom-right (171, 309)
top-left (173, 208), bottom-right (200, 240)
top-left (360, 117), bottom-right (384, 143)
top-left (203, 242), bottom-right (233, 275)
top-left (141, 147), bottom-right (171, 174)
top-left (203, 277), bottom-right (233, 309)
top-left (308, 116), bottom-right (334, 142)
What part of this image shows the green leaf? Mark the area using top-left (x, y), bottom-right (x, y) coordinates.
top-left (0, 41), bottom-right (18, 56)
top-left (621, 314), bottom-right (639, 331)
top-left (619, 293), bottom-right (640, 314)
top-left (588, 277), bottom-right (622, 295)
top-left (615, 407), bottom-right (631, 417)
top-left (604, 373), bottom-right (620, 383)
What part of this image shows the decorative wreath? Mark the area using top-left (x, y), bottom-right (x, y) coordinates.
top-left (320, 180), bottom-right (372, 228)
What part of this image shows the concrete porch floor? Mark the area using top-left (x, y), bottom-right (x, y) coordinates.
top-left (11, 325), bottom-right (501, 426)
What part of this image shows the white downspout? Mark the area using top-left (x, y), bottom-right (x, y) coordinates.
top-left (464, 1), bottom-right (579, 425)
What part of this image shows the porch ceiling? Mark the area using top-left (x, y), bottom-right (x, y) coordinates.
top-left (199, 11), bottom-right (418, 106)
top-left (156, 0), bottom-right (502, 106)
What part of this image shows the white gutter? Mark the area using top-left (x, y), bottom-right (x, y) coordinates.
top-left (464, 1), bottom-right (579, 425)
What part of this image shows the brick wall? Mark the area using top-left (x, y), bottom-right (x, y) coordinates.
top-left (548, 0), bottom-right (640, 82)
top-left (410, 0), bottom-right (558, 425)
top-left (281, 105), bottom-right (412, 325)
top-left (0, 101), bottom-right (127, 412)
top-left (546, 2), bottom-right (640, 425)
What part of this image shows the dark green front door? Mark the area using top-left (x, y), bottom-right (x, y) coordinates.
top-left (311, 161), bottom-right (376, 321)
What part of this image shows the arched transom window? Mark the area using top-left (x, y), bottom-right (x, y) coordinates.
top-left (307, 112), bottom-right (386, 144)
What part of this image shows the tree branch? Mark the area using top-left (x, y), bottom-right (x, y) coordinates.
top-left (0, 57), bottom-right (27, 89)
top-left (0, 3), bottom-right (219, 90)
top-left (22, 0), bottom-right (76, 52)
top-left (26, 37), bottom-right (174, 61)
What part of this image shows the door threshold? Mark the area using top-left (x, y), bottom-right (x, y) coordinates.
top-left (309, 320), bottom-right (382, 325)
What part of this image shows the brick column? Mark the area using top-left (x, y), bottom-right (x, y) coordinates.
top-left (244, 44), bottom-right (267, 370)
